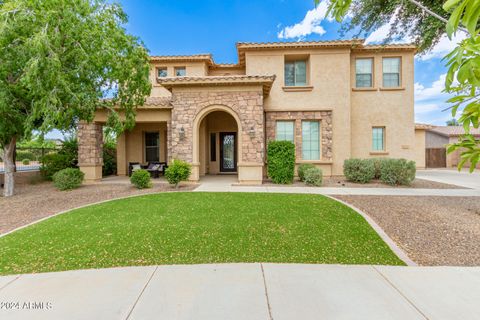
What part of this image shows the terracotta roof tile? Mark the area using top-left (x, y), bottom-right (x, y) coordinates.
top-left (143, 96), bottom-right (172, 107)
top-left (429, 126), bottom-right (480, 136)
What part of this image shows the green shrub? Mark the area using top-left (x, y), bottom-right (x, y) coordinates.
top-left (102, 143), bottom-right (117, 176)
top-left (165, 159), bottom-right (192, 188)
top-left (343, 158), bottom-right (375, 183)
top-left (130, 169), bottom-right (152, 189)
top-left (52, 168), bottom-right (84, 191)
top-left (297, 163), bottom-right (315, 182)
top-left (368, 158), bottom-right (388, 179)
top-left (16, 150), bottom-right (35, 161)
top-left (59, 137), bottom-right (78, 164)
top-left (40, 153), bottom-right (74, 180)
top-left (304, 167), bottom-right (323, 186)
top-left (267, 140), bottom-right (295, 184)
top-left (379, 158), bottom-right (416, 186)
top-left (22, 159), bottom-right (30, 165)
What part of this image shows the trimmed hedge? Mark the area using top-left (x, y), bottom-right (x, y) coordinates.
top-left (379, 158), bottom-right (416, 186)
top-left (16, 150), bottom-right (36, 161)
top-left (343, 158), bottom-right (375, 183)
top-left (298, 163), bottom-right (315, 182)
top-left (267, 140), bottom-right (295, 184)
top-left (52, 168), bottom-right (84, 191)
top-left (368, 158), bottom-right (388, 179)
top-left (130, 169), bottom-right (152, 189)
top-left (165, 159), bottom-right (191, 188)
top-left (22, 159), bottom-right (30, 165)
top-left (304, 167), bottom-right (323, 186)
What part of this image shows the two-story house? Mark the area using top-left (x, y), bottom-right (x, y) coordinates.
top-left (78, 39), bottom-right (418, 184)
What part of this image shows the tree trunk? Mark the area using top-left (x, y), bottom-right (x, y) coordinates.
top-left (3, 137), bottom-right (16, 197)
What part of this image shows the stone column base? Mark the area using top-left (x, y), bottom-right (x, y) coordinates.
top-left (238, 163), bottom-right (263, 185)
top-left (79, 164), bottom-right (103, 183)
top-left (189, 162), bottom-right (201, 182)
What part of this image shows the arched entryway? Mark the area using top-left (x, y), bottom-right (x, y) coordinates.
top-left (192, 105), bottom-right (242, 180)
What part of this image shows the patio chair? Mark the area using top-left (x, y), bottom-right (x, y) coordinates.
top-left (145, 162), bottom-right (163, 179)
top-left (128, 162), bottom-right (144, 177)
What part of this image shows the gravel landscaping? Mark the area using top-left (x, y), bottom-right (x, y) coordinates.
top-left (334, 195), bottom-right (480, 266)
top-left (263, 178), bottom-right (464, 189)
top-left (0, 180), bottom-right (197, 235)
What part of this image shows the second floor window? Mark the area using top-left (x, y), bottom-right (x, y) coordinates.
top-left (175, 67), bottom-right (186, 77)
top-left (285, 60), bottom-right (307, 86)
top-left (355, 58), bottom-right (373, 88)
top-left (383, 57), bottom-right (400, 87)
top-left (276, 121), bottom-right (295, 143)
top-left (157, 68), bottom-right (167, 78)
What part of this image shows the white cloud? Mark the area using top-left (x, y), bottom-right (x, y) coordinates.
top-left (415, 103), bottom-right (441, 114)
top-left (414, 74), bottom-right (448, 102)
top-left (418, 33), bottom-right (467, 61)
top-left (277, 2), bottom-right (331, 39)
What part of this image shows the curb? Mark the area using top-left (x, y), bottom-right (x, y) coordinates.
top-left (326, 195), bottom-right (417, 266)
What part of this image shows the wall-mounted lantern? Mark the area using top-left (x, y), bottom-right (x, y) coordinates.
top-left (248, 126), bottom-right (255, 139)
top-left (179, 127), bottom-right (185, 140)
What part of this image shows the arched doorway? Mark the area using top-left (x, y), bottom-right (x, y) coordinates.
top-left (193, 106), bottom-right (242, 179)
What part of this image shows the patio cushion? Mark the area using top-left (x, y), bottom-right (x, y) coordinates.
top-left (132, 164), bottom-right (141, 170)
top-left (150, 164), bottom-right (160, 171)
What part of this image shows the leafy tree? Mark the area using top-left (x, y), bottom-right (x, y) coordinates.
top-left (321, 0), bottom-right (480, 171)
top-left (0, 0), bottom-right (151, 196)
top-left (446, 118), bottom-right (460, 126)
top-left (324, 0), bottom-right (451, 54)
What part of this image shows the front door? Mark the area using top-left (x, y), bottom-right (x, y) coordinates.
top-left (219, 132), bottom-right (237, 172)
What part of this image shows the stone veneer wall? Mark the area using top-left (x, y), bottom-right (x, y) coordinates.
top-left (170, 91), bottom-right (264, 164)
top-left (78, 121), bottom-right (103, 166)
top-left (265, 111), bottom-right (333, 161)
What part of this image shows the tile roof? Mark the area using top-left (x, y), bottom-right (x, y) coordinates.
top-left (429, 126), bottom-right (480, 136)
top-left (143, 96), bottom-right (172, 107)
top-left (150, 54), bottom-right (214, 65)
top-left (415, 123), bottom-right (435, 130)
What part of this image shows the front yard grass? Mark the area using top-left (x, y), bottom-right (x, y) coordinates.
top-left (0, 193), bottom-right (404, 275)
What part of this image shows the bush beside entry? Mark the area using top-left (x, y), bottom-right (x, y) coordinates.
top-left (165, 159), bottom-right (192, 188)
top-left (52, 168), bottom-right (84, 191)
top-left (130, 169), bottom-right (152, 189)
top-left (304, 167), bottom-right (323, 186)
top-left (297, 163), bottom-right (315, 182)
top-left (267, 141), bottom-right (295, 184)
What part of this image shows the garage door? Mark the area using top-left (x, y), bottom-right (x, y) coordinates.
top-left (426, 148), bottom-right (446, 168)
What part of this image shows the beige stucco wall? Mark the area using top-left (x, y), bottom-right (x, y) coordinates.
top-left (245, 49), bottom-right (352, 175)
top-left (414, 129), bottom-right (426, 169)
top-left (350, 52), bottom-right (416, 164)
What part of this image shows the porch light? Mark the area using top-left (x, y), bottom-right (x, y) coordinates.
top-left (248, 126), bottom-right (255, 138)
top-left (179, 127), bottom-right (185, 140)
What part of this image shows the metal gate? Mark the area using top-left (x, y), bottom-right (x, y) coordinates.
top-left (426, 148), bottom-right (446, 168)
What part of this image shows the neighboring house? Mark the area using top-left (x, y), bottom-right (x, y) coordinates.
top-left (78, 39), bottom-right (417, 184)
top-left (419, 125), bottom-right (480, 169)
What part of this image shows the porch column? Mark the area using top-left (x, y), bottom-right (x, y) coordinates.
top-left (78, 121), bottom-right (103, 182)
top-left (166, 120), bottom-right (172, 164)
top-left (116, 132), bottom-right (127, 176)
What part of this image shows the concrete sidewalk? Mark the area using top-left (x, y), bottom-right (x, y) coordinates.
top-left (1, 264), bottom-right (479, 320)
top-left (194, 171), bottom-right (480, 196)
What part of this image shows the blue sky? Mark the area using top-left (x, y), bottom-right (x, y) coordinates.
top-left (46, 0), bottom-right (461, 139)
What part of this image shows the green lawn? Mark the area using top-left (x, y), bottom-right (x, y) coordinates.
top-left (0, 193), bottom-right (404, 275)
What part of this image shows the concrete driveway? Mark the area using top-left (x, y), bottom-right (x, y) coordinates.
top-left (1, 264), bottom-right (480, 320)
top-left (416, 169), bottom-right (480, 189)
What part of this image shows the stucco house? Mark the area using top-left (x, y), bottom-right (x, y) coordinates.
top-left (78, 39), bottom-right (418, 184)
